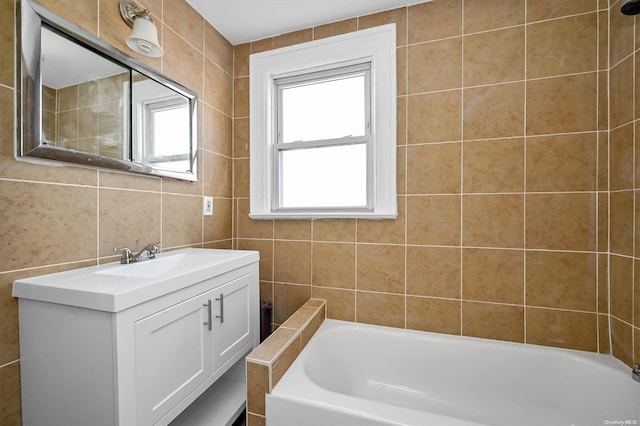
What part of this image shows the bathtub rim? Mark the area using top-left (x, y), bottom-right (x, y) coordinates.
top-left (300, 319), bottom-right (633, 375)
top-left (267, 319), bottom-right (638, 426)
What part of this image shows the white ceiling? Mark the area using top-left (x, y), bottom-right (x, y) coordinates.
top-left (42, 27), bottom-right (125, 89)
top-left (186, 0), bottom-right (430, 45)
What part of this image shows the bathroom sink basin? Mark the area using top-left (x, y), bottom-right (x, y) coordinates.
top-left (95, 250), bottom-right (237, 279)
top-left (12, 248), bottom-right (260, 312)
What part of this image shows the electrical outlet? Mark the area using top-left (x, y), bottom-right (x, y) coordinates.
top-left (203, 196), bottom-right (213, 216)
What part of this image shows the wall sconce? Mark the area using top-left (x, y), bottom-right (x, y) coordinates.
top-left (119, 0), bottom-right (163, 57)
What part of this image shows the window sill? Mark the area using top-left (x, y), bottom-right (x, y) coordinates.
top-left (248, 212), bottom-right (398, 220)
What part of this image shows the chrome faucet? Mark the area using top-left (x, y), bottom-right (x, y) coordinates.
top-left (114, 242), bottom-right (160, 264)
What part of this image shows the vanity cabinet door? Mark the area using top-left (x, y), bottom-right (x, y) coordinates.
top-left (211, 272), bottom-right (255, 371)
top-left (134, 291), bottom-right (213, 425)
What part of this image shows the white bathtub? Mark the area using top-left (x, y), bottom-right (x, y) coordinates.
top-left (267, 319), bottom-right (640, 426)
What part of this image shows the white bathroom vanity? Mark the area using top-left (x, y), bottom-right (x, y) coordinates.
top-left (12, 248), bottom-right (260, 426)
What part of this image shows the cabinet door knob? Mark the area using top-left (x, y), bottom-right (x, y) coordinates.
top-left (215, 294), bottom-right (224, 323)
top-left (203, 300), bottom-right (212, 331)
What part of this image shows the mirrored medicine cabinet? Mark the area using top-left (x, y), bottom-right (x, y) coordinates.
top-left (17, 0), bottom-right (198, 181)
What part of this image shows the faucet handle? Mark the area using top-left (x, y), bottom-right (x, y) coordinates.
top-left (146, 242), bottom-right (160, 253)
top-left (113, 247), bottom-right (133, 264)
top-left (142, 242), bottom-right (160, 259)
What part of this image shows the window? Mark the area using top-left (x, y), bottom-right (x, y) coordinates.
top-left (277, 63), bottom-right (370, 209)
top-left (132, 78), bottom-right (192, 173)
top-left (250, 24), bottom-right (397, 219)
top-left (142, 97), bottom-right (190, 170)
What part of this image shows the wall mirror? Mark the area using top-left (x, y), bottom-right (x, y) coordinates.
top-left (18, 0), bottom-right (198, 181)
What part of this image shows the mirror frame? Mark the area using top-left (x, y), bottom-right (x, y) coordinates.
top-left (17, 0), bottom-right (199, 181)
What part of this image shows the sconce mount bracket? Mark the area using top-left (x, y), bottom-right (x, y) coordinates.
top-left (119, 0), bottom-right (153, 28)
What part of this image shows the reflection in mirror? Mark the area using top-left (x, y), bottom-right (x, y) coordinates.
top-left (18, 0), bottom-right (198, 181)
top-left (41, 27), bottom-right (129, 161)
top-left (132, 73), bottom-right (192, 173)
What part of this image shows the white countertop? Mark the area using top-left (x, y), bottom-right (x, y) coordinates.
top-left (12, 248), bottom-right (259, 313)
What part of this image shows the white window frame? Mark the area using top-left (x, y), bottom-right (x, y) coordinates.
top-left (274, 63), bottom-right (372, 211)
top-left (131, 79), bottom-right (191, 169)
top-left (249, 24), bottom-right (397, 220)
top-left (143, 97), bottom-right (191, 164)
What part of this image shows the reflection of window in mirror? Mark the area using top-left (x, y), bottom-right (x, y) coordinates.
top-left (20, 0), bottom-right (198, 181)
top-left (40, 26), bottom-right (129, 160)
top-left (132, 76), bottom-right (191, 173)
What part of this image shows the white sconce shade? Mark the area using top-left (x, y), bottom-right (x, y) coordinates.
top-left (126, 17), bottom-right (163, 57)
top-left (119, 0), bottom-right (163, 58)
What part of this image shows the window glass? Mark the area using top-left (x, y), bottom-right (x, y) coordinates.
top-left (151, 105), bottom-right (189, 157)
top-left (275, 65), bottom-right (370, 210)
top-left (280, 74), bottom-right (366, 143)
top-left (279, 144), bottom-right (367, 208)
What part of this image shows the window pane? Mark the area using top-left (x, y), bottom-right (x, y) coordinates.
top-left (281, 74), bottom-right (365, 143)
top-left (279, 144), bottom-right (367, 208)
top-left (152, 105), bottom-right (189, 156)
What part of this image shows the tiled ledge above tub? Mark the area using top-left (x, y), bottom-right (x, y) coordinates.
top-left (246, 299), bottom-right (326, 426)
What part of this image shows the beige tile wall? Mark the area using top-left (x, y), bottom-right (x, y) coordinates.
top-left (609, 0), bottom-right (640, 367)
top-left (46, 73), bottom-right (129, 158)
top-left (2, 0), bottom-right (640, 423)
top-left (233, 0), bottom-right (615, 359)
top-left (0, 0), bottom-right (234, 423)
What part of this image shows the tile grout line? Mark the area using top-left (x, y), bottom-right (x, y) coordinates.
top-left (594, 4), bottom-right (601, 353)
top-left (404, 5), bottom-right (409, 330)
top-left (523, 0), bottom-right (528, 345)
top-left (607, 0), bottom-right (613, 355)
top-left (202, 2), bottom-right (207, 251)
top-left (460, 0), bottom-right (465, 336)
top-left (403, 69), bottom-right (599, 99)
top-left (631, 0), bottom-right (637, 360)
top-left (0, 359), bottom-right (20, 369)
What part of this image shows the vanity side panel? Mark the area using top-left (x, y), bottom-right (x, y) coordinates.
top-left (251, 262), bottom-right (260, 349)
top-left (18, 299), bottom-right (116, 426)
